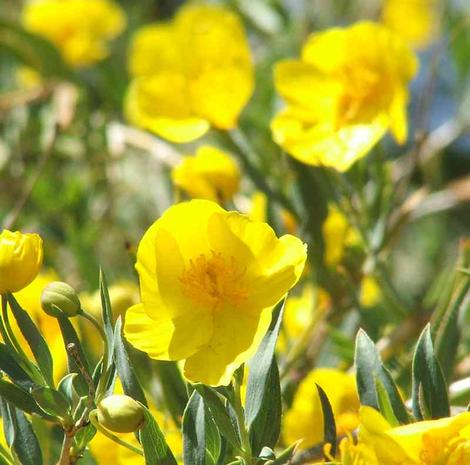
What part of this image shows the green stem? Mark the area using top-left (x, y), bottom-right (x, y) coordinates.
top-left (232, 374), bottom-right (252, 465)
top-left (89, 410), bottom-right (144, 456)
top-left (80, 310), bottom-right (109, 403)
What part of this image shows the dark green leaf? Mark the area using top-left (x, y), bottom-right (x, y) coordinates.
top-left (194, 385), bottom-right (241, 451)
top-left (316, 384), bottom-right (336, 458)
top-left (113, 317), bottom-right (147, 407)
top-left (7, 294), bottom-right (54, 387)
top-left (245, 300), bottom-right (284, 427)
top-left (99, 268), bottom-right (115, 368)
top-left (183, 391), bottom-right (206, 465)
top-left (248, 359), bottom-right (281, 456)
top-left (355, 329), bottom-right (409, 424)
top-left (31, 387), bottom-right (71, 419)
top-left (154, 361), bottom-right (188, 426)
top-left (139, 407), bottom-right (178, 465)
top-left (0, 343), bottom-right (36, 390)
top-left (412, 325), bottom-right (450, 420)
top-left (375, 377), bottom-right (399, 426)
top-left (0, 379), bottom-right (42, 416)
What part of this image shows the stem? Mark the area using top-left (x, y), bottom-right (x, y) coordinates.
top-left (232, 375), bottom-right (252, 465)
top-left (57, 433), bottom-right (73, 465)
top-left (80, 310), bottom-right (109, 402)
top-left (88, 410), bottom-right (144, 456)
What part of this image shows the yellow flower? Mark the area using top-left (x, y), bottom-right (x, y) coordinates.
top-left (382, 0), bottom-right (439, 49)
top-left (12, 270), bottom-right (70, 382)
top-left (340, 406), bottom-right (470, 465)
top-left (0, 229), bottom-right (43, 294)
top-left (124, 199), bottom-right (306, 386)
top-left (125, 3), bottom-right (254, 143)
top-left (359, 276), bottom-right (382, 308)
top-left (322, 207), bottom-right (361, 267)
top-left (171, 146), bottom-right (240, 203)
top-left (22, 0), bottom-right (126, 68)
top-left (271, 21), bottom-right (418, 171)
top-left (283, 368), bottom-right (360, 449)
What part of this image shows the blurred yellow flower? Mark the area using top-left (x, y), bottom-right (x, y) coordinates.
top-left (322, 207), bottom-right (360, 267)
top-left (124, 199), bottom-right (306, 385)
top-left (171, 146), bottom-right (240, 203)
top-left (22, 0), bottom-right (126, 68)
top-left (339, 406), bottom-right (470, 465)
top-left (283, 368), bottom-right (359, 449)
top-left (359, 275), bottom-right (382, 308)
top-left (382, 0), bottom-right (439, 49)
top-left (0, 229), bottom-right (43, 294)
top-left (248, 191), bottom-right (268, 224)
top-left (12, 270), bottom-right (70, 382)
top-left (271, 22), bottom-right (418, 171)
top-left (125, 3), bottom-right (254, 143)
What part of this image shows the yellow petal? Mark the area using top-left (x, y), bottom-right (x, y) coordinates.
top-left (125, 75), bottom-right (210, 143)
top-left (124, 303), bottom-right (212, 361)
top-left (184, 307), bottom-right (272, 386)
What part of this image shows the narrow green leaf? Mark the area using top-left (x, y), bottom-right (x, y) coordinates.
top-left (99, 268), bottom-right (115, 368)
top-left (9, 405), bottom-right (43, 465)
top-left (0, 343), bottom-right (36, 390)
top-left (113, 317), bottom-right (147, 407)
top-left (139, 407), bottom-right (178, 465)
top-left (57, 373), bottom-right (78, 403)
top-left (31, 387), bottom-right (71, 419)
top-left (183, 391), bottom-right (206, 465)
top-left (0, 398), bottom-right (15, 447)
top-left (0, 379), bottom-right (42, 416)
top-left (316, 384), bottom-right (336, 458)
top-left (194, 385), bottom-right (241, 451)
top-left (205, 408), bottom-right (221, 465)
top-left (412, 325), bottom-right (450, 420)
top-left (154, 361), bottom-right (188, 426)
top-left (245, 300), bottom-right (284, 427)
top-left (265, 441), bottom-right (301, 465)
top-left (248, 359), bottom-right (281, 456)
top-left (355, 329), bottom-right (409, 424)
top-left (374, 378), bottom-right (399, 427)
top-left (7, 294), bottom-right (54, 387)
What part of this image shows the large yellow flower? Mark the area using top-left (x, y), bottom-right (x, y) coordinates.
top-left (124, 200), bottom-right (306, 386)
top-left (271, 22), bottom-right (418, 171)
top-left (0, 229), bottom-right (43, 294)
top-left (171, 146), bottom-right (240, 203)
top-left (125, 3), bottom-right (254, 143)
top-left (338, 406), bottom-right (470, 465)
top-left (382, 0), bottom-right (439, 49)
top-left (283, 368), bottom-right (359, 449)
top-left (22, 0), bottom-right (126, 68)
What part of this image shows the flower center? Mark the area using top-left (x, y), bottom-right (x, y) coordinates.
top-left (179, 251), bottom-right (248, 310)
top-left (421, 435), bottom-right (470, 465)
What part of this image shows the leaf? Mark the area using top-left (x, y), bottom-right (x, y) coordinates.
top-left (183, 391), bottom-right (206, 465)
top-left (113, 317), bottom-right (147, 407)
top-left (57, 373), bottom-right (78, 403)
top-left (99, 268), bottom-right (115, 368)
top-left (355, 329), bottom-right (409, 424)
top-left (0, 19), bottom-right (69, 78)
top-left (412, 325), bottom-right (450, 420)
top-left (154, 361), bottom-right (188, 426)
top-left (245, 300), bottom-right (284, 427)
top-left (31, 387), bottom-right (71, 420)
top-left (316, 383), bottom-right (337, 458)
top-left (248, 359), bottom-right (281, 456)
top-left (194, 385), bottom-right (241, 451)
top-left (9, 405), bottom-right (43, 465)
top-left (0, 343), bottom-right (36, 390)
top-left (139, 407), bottom-right (178, 465)
top-left (374, 378), bottom-right (399, 427)
top-left (0, 379), bottom-right (42, 417)
top-left (7, 294), bottom-right (54, 387)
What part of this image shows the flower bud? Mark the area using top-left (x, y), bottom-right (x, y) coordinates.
top-left (41, 281), bottom-right (81, 317)
top-left (97, 395), bottom-right (145, 433)
top-left (0, 230), bottom-right (43, 294)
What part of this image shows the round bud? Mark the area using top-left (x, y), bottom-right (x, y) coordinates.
top-left (97, 395), bottom-right (145, 433)
top-left (41, 281), bottom-right (81, 317)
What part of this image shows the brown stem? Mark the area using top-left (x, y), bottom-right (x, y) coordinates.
top-left (57, 432), bottom-right (73, 465)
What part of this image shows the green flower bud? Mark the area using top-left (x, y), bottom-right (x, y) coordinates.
top-left (41, 281), bottom-right (82, 317)
top-left (97, 395), bottom-right (145, 433)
